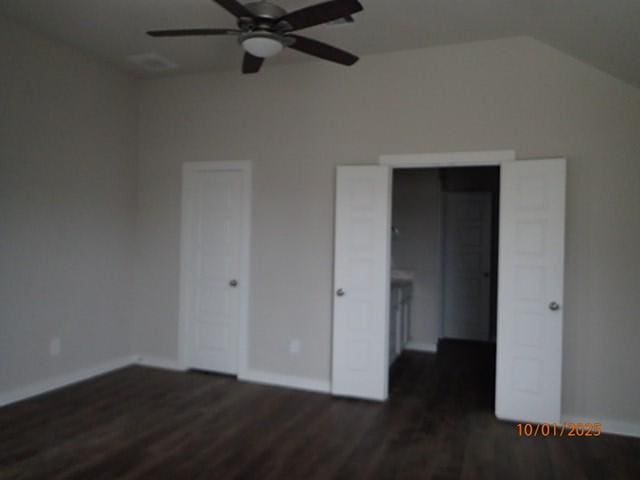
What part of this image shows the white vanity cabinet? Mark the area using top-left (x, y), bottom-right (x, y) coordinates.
top-left (389, 279), bottom-right (412, 365)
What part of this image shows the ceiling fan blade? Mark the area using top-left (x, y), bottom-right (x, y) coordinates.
top-left (147, 28), bottom-right (240, 37)
top-left (242, 53), bottom-right (264, 74)
top-left (287, 34), bottom-right (358, 66)
top-left (278, 0), bottom-right (363, 32)
top-left (213, 0), bottom-right (253, 18)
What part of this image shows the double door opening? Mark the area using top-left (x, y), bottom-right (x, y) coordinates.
top-left (332, 153), bottom-right (566, 425)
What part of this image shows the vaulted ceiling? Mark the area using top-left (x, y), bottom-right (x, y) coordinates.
top-left (2, 0), bottom-right (640, 87)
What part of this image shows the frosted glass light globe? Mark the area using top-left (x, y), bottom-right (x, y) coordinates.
top-left (241, 36), bottom-right (283, 58)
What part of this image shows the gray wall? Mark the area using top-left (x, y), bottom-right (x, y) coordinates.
top-left (391, 170), bottom-right (442, 348)
top-left (0, 18), bottom-right (137, 393)
top-left (135, 36), bottom-right (640, 426)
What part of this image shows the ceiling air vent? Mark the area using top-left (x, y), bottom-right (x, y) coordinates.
top-left (127, 53), bottom-right (178, 73)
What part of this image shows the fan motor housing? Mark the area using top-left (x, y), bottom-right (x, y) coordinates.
top-left (245, 1), bottom-right (287, 20)
top-left (238, 1), bottom-right (291, 32)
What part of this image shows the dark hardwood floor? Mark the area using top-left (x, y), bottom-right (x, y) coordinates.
top-left (2, 340), bottom-right (639, 479)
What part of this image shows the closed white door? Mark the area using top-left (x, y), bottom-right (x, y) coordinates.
top-left (496, 158), bottom-right (566, 423)
top-left (332, 166), bottom-right (391, 401)
top-left (181, 162), bottom-right (250, 375)
top-left (443, 192), bottom-right (492, 341)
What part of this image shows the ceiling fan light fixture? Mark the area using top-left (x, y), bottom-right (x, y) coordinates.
top-left (240, 34), bottom-right (283, 58)
top-left (147, 0), bottom-right (364, 73)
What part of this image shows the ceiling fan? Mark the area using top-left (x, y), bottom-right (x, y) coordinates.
top-left (147, 0), bottom-right (364, 74)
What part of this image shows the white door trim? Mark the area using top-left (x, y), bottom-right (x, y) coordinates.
top-left (376, 150), bottom-right (512, 401)
top-left (380, 150), bottom-right (515, 168)
top-left (382, 150), bottom-right (511, 343)
top-left (178, 160), bottom-right (252, 378)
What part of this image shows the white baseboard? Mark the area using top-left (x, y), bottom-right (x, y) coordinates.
top-left (134, 355), bottom-right (184, 371)
top-left (405, 341), bottom-right (438, 353)
top-left (562, 415), bottom-right (640, 439)
top-left (0, 355), bottom-right (330, 408)
top-left (0, 355), bottom-right (136, 407)
top-left (240, 368), bottom-right (330, 394)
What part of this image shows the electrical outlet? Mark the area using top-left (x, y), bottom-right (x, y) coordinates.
top-left (49, 337), bottom-right (61, 356)
top-left (289, 338), bottom-right (301, 355)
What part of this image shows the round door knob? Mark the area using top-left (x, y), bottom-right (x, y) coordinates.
top-left (549, 301), bottom-right (560, 311)
top-left (229, 279), bottom-right (238, 287)
top-left (336, 288), bottom-right (345, 297)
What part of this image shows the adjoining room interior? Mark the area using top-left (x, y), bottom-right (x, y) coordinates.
top-left (388, 167), bottom-right (499, 412)
top-left (2, 0), bottom-right (640, 477)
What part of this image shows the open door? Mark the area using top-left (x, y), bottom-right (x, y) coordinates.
top-left (332, 165), bottom-right (391, 401)
top-left (496, 158), bottom-right (566, 423)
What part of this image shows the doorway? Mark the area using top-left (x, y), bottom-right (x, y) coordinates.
top-left (331, 152), bottom-right (566, 424)
top-left (389, 166), bottom-right (499, 410)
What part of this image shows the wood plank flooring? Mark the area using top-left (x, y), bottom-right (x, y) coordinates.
top-left (1, 340), bottom-right (639, 479)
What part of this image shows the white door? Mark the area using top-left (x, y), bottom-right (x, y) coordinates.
top-left (181, 162), bottom-right (251, 375)
top-left (443, 192), bottom-right (492, 341)
top-left (332, 166), bottom-right (391, 401)
top-left (496, 158), bottom-right (566, 423)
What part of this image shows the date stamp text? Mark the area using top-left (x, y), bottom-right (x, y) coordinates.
top-left (517, 422), bottom-right (602, 437)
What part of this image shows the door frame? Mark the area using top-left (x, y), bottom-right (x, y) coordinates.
top-left (178, 160), bottom-right (252, 377)
top-left (380, 150), bottom-right (516, 168)
top-left (379, 150), bottom-right (515, 402)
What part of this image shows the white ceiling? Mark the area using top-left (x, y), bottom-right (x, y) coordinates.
top-left (2, 0), bottom-right (640, 87)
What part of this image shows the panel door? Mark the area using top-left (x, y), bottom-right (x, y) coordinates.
top-left (332, 166), bottom-right (391, 401)
top-left (182, 166), bottom-right (245, 374)
top-left (496, 158), bottom-right (566, 423)
top-left (443, 192), bottom-right (492, 341)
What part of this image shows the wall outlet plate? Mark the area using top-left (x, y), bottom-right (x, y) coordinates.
top-left (49, 337), bottom-right (61, 356)
top-left (289, 339), bottom-right (301, 355)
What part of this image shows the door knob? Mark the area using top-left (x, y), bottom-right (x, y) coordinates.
top-left (336, 288), bottom-right (345, 297)
top-left (549, 301), bottom-right (560, 311)
top-left (229, 279), bottom-right (238, 287)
